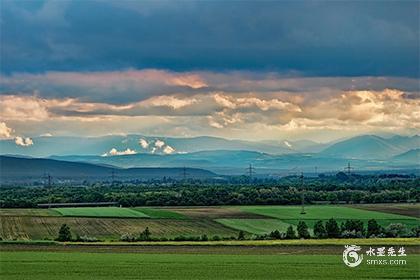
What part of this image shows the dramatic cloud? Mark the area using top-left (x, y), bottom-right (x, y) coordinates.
top-left (102, 148), bottom-right (136, 157)
top-left (14, 136), bottom-right (33, 147)
top-left (1, 1), bottom-right (418, 76)
top-left (139, 138), bottom-right (149, 149)
top-left (0, 122), bottom-right (13, 139)
top-left (163, 145), bottom-right (175, 154)
top-left (154, 140), bottom-right (165, 149)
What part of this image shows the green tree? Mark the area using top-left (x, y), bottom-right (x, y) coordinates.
top-left (325, 218), bottom-right (341, 238)
top-left (57, 224), bottom-right (72, 241)
top-left (285, 225), bottom-right (296, 239)
top-left (367, 219), bottom-right (382, 237)
top-left (269, 230), bottom-right (282, 239)
top-left (313, 220), bottom-right (327, 238)
top-left (297, 221), bottom-right (310, 239)
top-left (200, 234), bottom-right (208, 241)
top-left (139, 227), bottom-right (151, 241)
top-left (237, 230), bottom-right (245, 240)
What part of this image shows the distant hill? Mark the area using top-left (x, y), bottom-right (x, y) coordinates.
top-left (392, 149), bottom-right (420, 163)
top-left (0, 156), bottom-right (216, 183)
top-left (0, 135), bottom-right (292, 157)
top-left (50, 149), bottom-right (416, 175)
top-left (320, 135), bottom-right (418, 159)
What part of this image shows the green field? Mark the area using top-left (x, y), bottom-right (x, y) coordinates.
top-left (133, 208), bottom-right (186, 219)
top-left (239, 205), bottom-right (418, 220)
top-left (1, 251), bottom-right (418, 280)
top-left (213, 205), bottom-right (420, 234)
top-left (53, 207), bottom-right (150, 218)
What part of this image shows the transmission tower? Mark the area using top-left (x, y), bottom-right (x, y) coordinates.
top-left (179, 166), bottom-right (189, 183)
top-left (246, 164), bottom-right (255, 183)
top-left (111, 170), bottom-right (116, 183)
top-left (43, 172), bottom-right (52, 187)
top-left (300, 172), bottom-right (306, 214)
top-left (344, 162), bottom-right (353, 176)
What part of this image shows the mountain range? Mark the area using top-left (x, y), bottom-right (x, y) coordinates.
top-left (0, 156), bottom-right (216, 183)
top-left (0, 134), bottom-right (418, 179)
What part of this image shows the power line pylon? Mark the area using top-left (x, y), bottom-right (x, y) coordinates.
top-left (43, 172), bottom-right (52, 187)
top-left (180, 166), bottom-right (189, 184)
top-left (344, 162), bottom-right (353, 176)
top-left (111, 170), bottom-right (116, 183)
top-left (300, 172), bottom-right (306, 215)
top-left (246, 164), bottom-right (255, 183)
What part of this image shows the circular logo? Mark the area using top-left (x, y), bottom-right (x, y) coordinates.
top-left (343, 245), bottom-right (363, 267)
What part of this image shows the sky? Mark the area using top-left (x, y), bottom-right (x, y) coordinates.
top-left (0, 0), bottom-right (419, 144)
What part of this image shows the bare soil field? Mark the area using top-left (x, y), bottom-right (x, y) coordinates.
top-left (349, 203), bottom-right (420, 218)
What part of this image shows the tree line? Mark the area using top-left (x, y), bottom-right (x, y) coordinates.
top-left (1, 178), bottom-right (418, 208)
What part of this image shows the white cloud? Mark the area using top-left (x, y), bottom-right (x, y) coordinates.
top-left (154, 139), bottom-right (165, 148)
top-left (40, 133), bottom-right (53, 137)
top-left (283, 141), bottom-right (292, 148)
top-left (14, 136), bottom-right (34, 147)
top-left (0, 122), bottom-right (13, 139)
top-left (139, 138), bottom-right (149, 149)
top-left (163, 145), bottom-right (175, 154)
top-left (102, 148), bottom-right (137, 156)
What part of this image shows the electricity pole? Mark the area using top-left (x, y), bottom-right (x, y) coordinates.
top-left (300, 172), bottom-right (306, 215)
top-left (246, 164), bottom-right (255, 184)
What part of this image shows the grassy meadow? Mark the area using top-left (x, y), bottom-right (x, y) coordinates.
top-left (1, 250), bottom-right (418, 280)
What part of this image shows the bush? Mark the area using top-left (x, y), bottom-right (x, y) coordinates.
top-left (341, 220), bottom-right (364, 236)
top-left (211, 235), bottom-right (221, 241)
top-left (341, 230), bottom-right (363, 238)
top-left (313, 220), bottom-right (327, 238)
top-left (200, 234), bottom-right (208, 241)
top-left (138, 227), bottom-right (151, 241)
top-left (367, 219), bottom-right (382, 237)
top-left (56, 224), bottom-right (72, 242)
top-left (120, 233), bottom-right (136, 242)
top-left (269, 230), bottom-right (282, 240)
top-left (410, 226), bottom-right (420, 237)
top-left (237, 230), bottom-right (245, 240)
top-left (285, 225), bottom-right (297, 239)
top-left (79, 235), bottom-right (99, 242)
top-left (325, 218), bottom-right (341, 238)
top-left (297, 221), bottom-right (310, 239)
top-left (385, 223), bottom-right (409, 238)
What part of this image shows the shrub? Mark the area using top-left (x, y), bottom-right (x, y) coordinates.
top-left (385, 223), bottom-right (409, 238)
top-left (200, 234), bottom-right (208, 241)
top-left (237, 230), bottom-right (245, 240)
top-left (313, 220), bottom-right (327, 238)
top-left (120, 233), bottom-right (136, 242)
top-left (56, 224), bottom-right (72, 242)
top-left (138, 227), bottom-right (151, 241)
top-left (367, 219), bottom-right (382, 237)
top-left (297, 221), bottom-right (310, 239)
top-left (341, 220), bottom-right (364, 236)
top-left (285, 225), bottom-right (297, 239)
top-left (79, 235), bottom-right (99, 242)
top-left (269, 230), bottom-right (282, 240)
top-left (211, 235), bottom-right (221, 241)
top-left (325, 218), bottom-right (341, 238)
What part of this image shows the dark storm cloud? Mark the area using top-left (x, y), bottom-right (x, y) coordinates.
top-left (1, 0), bottom-right (418, 77)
